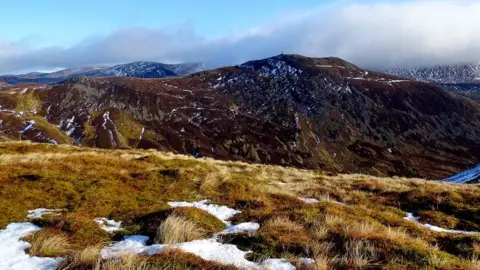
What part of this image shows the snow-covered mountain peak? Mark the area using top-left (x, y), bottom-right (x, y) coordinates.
top-left (383, 63), bottom-right (480, 84)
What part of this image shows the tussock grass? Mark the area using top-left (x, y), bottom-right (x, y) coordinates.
top-left (156, 215), bottom-right (207, 244)
top-left (0, 142), bottom-right (479, 269)
top-left (26, 229), bottom-right (71, 257)
top-left (340, 239), bottom-right (378, 268)
top-left (96, 253), bottom-right (148, 270)
top-left (91, 250), bottom-right (237, 270)
top-left (57, 245), bottom-right (102, 270)
top-left (261, 217), bottom-right (304, 233)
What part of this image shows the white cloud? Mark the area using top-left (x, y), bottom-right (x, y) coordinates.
top-left (1, 1), bottom-right (480, 74)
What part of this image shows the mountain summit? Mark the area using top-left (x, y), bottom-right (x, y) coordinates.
top-left (0, 54), bottom-right (479, 178)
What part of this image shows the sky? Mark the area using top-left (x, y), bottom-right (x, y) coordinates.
top-left (1, 0), bottom-right (480, 74)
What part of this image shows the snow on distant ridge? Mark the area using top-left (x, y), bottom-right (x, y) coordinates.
top-left (443, 164), bottom-right (480, 184)
top-left (383, 63), bottom-right (480, 84)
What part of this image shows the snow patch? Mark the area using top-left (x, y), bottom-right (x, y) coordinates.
top-left (27, 208), bottom-right (64, 219)
top-left (298, 258), bottom-right (316, 267)
top-left (100, 200), bottom-right (295, 269)
top-left (299, 197), bottom-right (320, 203)
top-left (21, 120), bottom-right (35, 133)
top-left (219, 222), bottom-right (260, 234)
top-left (100, 235), bottom-right (148, 258)
top-left (65, 116), bottom-right (75, 129)
top-left (404, 213), bottom-right (478, 234)
top-left (102, 111), bottom-right (110, 130)
top-left (167, 200), bottom-right (240, 223)
top-left (107, 130), bottom-right (117, 148)
top-left (139, 127), bottom-right (145, 140)
top-left (259, 259), bottom-right (296, 270)
top-left (94, 218), bottom-right (123, 233)
top-left (0, 223), bottom-right (64, 270)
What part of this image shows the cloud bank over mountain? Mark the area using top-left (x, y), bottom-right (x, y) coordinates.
top-left (2, 1), bottom-right (480, 74)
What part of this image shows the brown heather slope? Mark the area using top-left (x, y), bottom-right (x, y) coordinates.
top-left (0, 78), bottom-right (7, 87)
top-left (0, 54), bottom-right (479, 178)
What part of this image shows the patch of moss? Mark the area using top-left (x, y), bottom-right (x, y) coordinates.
top-left (418, 210), bottom-right (459, 229)
top-left (29, 116), bottom-right (73, 144)
top-left (435, 235), bottom-right (480, 259)
top-left (16, 90), bottom-right (42, 113)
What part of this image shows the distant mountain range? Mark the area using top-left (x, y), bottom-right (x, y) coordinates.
top-left (1, 54), bottom-right (479, 179)
top-left (383, 63), bottom-right (480, 84)
top-left (0, 61), bottom-right (204, 85)
top-left (383, 63), bottom-right (480, 102)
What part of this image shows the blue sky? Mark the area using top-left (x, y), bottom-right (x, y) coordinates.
top-left (1, 1), bottom-right (480, 74)
top-left (1, 0), bottom-right (331, 48)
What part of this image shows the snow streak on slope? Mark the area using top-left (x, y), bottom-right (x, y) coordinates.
top-left (443, 164), bottom-right (480, 184)
top-left (404, 213), bottom-right (478, 234)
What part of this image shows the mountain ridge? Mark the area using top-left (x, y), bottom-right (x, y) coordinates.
top-left (383, 63), bottom-right (480, 102)
top-left (1, 54), bottom-right (479, 178)
top-left (383, 63), bottom-right (480, 84)
top-left (0, 61), bottom-right (204, 85)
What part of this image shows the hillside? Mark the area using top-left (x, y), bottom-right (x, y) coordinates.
top-left (0, 142), bottom-right (479, 269)
top-left (0, 55), bottom-right (479, 179)
top-left (0, 62), bottom-right (203, 84)
top-left (0, 78), bottom-right (7, 87)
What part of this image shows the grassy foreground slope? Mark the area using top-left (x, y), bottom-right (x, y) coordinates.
top-left (0, 141), bottom-right (479, 269)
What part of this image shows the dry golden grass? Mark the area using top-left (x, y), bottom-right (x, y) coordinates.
top-left (155, 215), bottom-right (207, 244)
top-left (340, 239), bottom-right (378, 268)
top-left (0, 142), bottom-right (479, 269)
top-left (308, 242), bottom-right (338, 270)
top-left (95, 253), bottom-right (148, 270)
top-left (470, 254), bottom-right (480, 268)
top-left (57, 245), bottom-right (102, 270)
top-left (27, 230), bottom-right (71, 257)
top-left (311, 220), bottom-right (329, 240)
top-left (473, 241), bottom-right (480, 253)
top-left (322, 214), bottom-right (343, 228)
top-left (261, 217), bottom-right (304, 233)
